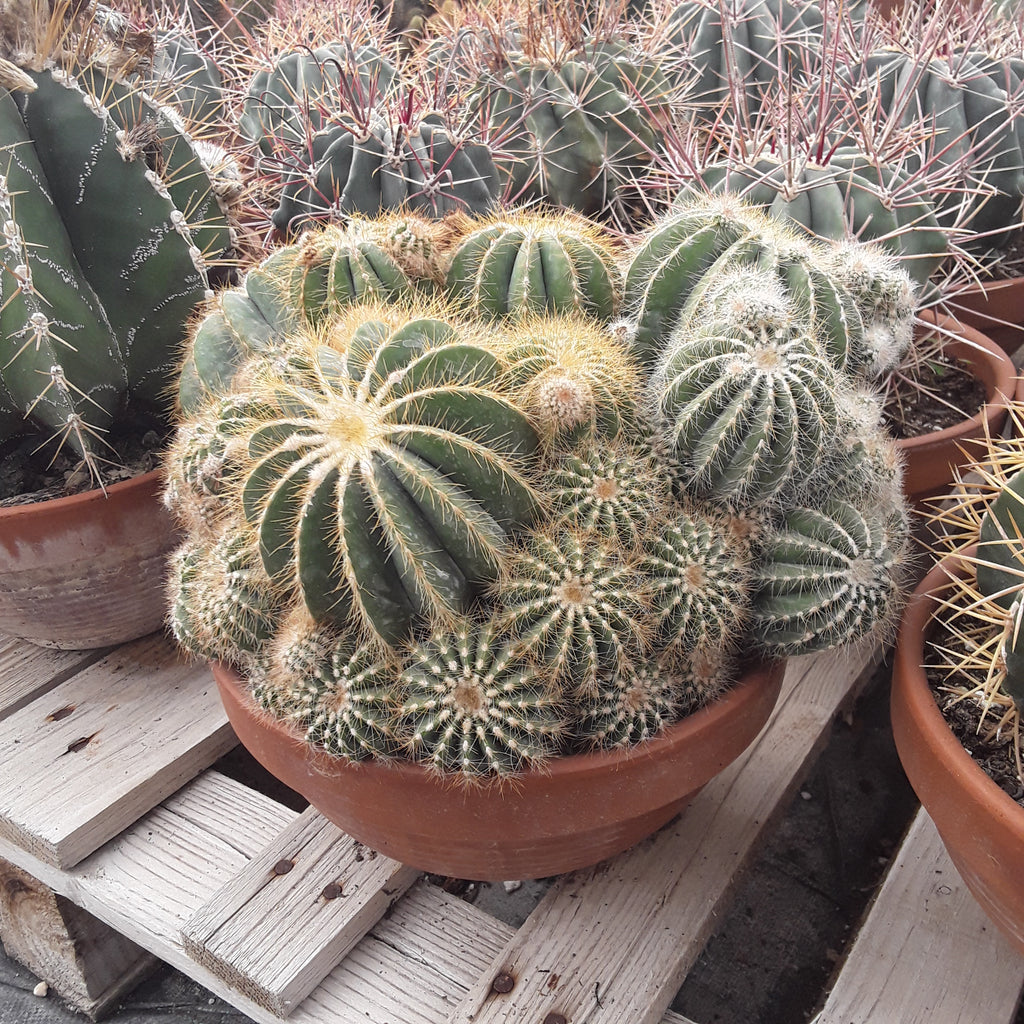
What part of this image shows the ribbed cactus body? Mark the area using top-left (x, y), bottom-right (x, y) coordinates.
top-left (641, 502), bottom-right (752, 657)
top-left (692, 149), bottom-right (948, 288)
top-left (271, 111), bottom-right (498, 236)
top-left (181, 221), bottom-right (434, 413)
top-left (657, 268), bottom-right (842, 505)
top-left (623, 195), bottom-right (774, 367)
top-left (145, 28), bottom-right (225, 127)
top-left (239, 44), bottom-right (398, 157)
top-left (839, 51), bottom-right (1024, 247)
top-left (492, 526), bottom-right (651, 694)
top-left (577, 662), bottom-right (678, 749)
top-left (400, 622), bottom-right (564, 777)
top-left (1000, 597), bottom-right (1024, 710)
top-left (977, 468), bottom-right (1024, 610)
top-left (232, 306), bottom-right (539, 645)
top-left (471, 38), bottom-right (671, 218)
top-left (751, 497), bottom-right (908, 656)
top-left (665, 0), bottom-right (818, 120)
top-left (0, 65), bottom-right (226, 461)
top-left (498, 314), bottom-right (643, 446)
top-left (168, 527), bottom-right (283, 664)
top-left (543, 440), bottom-right (671, 549)
top-left (445, 212), bottom-right (622, 321)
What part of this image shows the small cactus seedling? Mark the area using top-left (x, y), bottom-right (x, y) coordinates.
top-left (445, 210), bottom-right (623, 321)
top-left (491, 524), bottom-right (652, 695)
top-left (400, 620), bottom-right (565, 777)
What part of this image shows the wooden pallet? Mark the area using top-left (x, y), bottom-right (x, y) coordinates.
top-left (0, 629), bottom-right (1022, 1024)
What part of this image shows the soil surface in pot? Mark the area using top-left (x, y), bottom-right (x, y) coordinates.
top-left (0, 429), bottom-right (167, 505)
top-left (882, 354), bottom-right (989, 440)
top-left (924, 620), bottom-right (1024, 806)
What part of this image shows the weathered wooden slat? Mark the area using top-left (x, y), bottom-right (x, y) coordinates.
top-left (0, 635), bottom-right (106, 721)
top-left (812, 808), bottom-right (1024, 1024)
top-left (0, 858), bottom-right (157, 1020)
top-left (0, 634), bottom-right (237, 868)
top-left (449, 642), bottom-right (880, 1024)
top-left (0, 771), bottom-right (516, 1024)
top-left (182, 806), bottom-right (420, 1015)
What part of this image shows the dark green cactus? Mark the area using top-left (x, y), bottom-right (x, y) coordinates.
top-left (0, 61), bottom-right (230, 468)
top-left (223, 302), bottom-right (540, 646)
top-left (238, 43), bottom-right (398, 157)
top-left (663, 0), bottom-right (820, 122)
top-left (750, 496), bottom-right (909, 657)
top-left (640, 501), bottom-right (753, 659)
top-left (576, 661), bottom-right (679, 749)
top-left (491, 524), bottom-right (652, 695)
top-left (271, 110), bottom-right (499, 236)
top-left (656, 265), bottom-right (844, 505)
top-left (445, 210), bottom-right (623, 321)
top-left (144, 28), bottom-right (226, 128)
top-left (400, 620), bottom-right (565, 777)
top-left (466, 36), bottom-right (673, 221)
top-left (976, 468), bottom-right (1024, 610)
top-left (543, 438), bottom-right (672, 549)
top-left (690, 148), bottom-right (948, 289)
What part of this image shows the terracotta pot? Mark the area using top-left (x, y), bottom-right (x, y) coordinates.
top-left (946, 277), bottom-right (1024, 358)
top-left (897, 310), bottom-right (1016, 505)
top-left (0, 469), bottom-right (178, 650)
top-left (213, 658), bottom-right (786, 880)
top-left (891, 550), bottom-right (1024, 957)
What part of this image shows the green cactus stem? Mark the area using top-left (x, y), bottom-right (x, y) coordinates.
top-left (491, 524), bottom-right (652, 695)
top-left (167, 525), bottom-right (284, 665)
top-left (576, 661), bottom-right (678, 750)
top-left (750, 496), bottom-right (909, 657)
top-left (225, 302), bottom-right (540, 645)
top-left (976, 468), bottom-right (1024, 610)
top-left (400, 620), bottom-right (565, 778)
top-left (445, 209), bottom-right (623, 321)
top-left (656, 265), bottom-right (843, 506)
top-left (640, 501), bottom-right (753, 659)
top-left (543, 438), bottom-right (672, 549)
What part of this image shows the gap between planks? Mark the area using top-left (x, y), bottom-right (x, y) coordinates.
top-left (812, 807), bottom-right (1024, 1024)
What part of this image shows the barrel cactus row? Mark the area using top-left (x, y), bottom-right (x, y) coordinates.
top-left (164, 200), bottom-right (912, 781)
top-left (0, 0), bottom-right (237, 478)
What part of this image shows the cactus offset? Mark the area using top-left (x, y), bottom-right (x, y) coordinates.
top-left (576, 661), bottom-right (679, 750)
top-left (445, 210), bottom-right (622, 321)
top-left (400, 620), bottom-right (564, 778)
top-left (491, 524), bottom-right (652, 695)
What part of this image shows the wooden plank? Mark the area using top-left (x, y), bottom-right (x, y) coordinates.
top-left (0, 770), bottom-right (520, 1024)
top-left (182, 806), bottom-right (420, 1015)
top-left (0, 633), bottom-right (237, 868)
top-left (0, 636), bottom-right (106, 720)
top-left (813, 808), bottom-right (1024, 1024)
top-left (0, 858), bottom-right (157, 1020)
top-left (450, 642), bottom-right (880, 1024)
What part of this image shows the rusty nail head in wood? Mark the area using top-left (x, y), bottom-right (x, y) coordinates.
top-left (321, 882), bottom-right (343, 900)
top-left (272, 859), bottom-right (294, 876)
top-left (542, 1014), bottom-right (568, 1024)
top-left (490, 971), bottom-right (515, 994)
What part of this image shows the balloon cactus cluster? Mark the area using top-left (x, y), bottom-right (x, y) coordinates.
top-left (163, 200), bottom-right (913, 780)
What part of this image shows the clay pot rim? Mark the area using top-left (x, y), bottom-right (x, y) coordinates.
top-left (895, 547), bottom-right (1024, 827)
top-left (213, 657), bottom-right (784, 789)
top-left (0, 466), bottom-right (165, 522)
top-left (896, 309), bottom-right (1016, 454)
